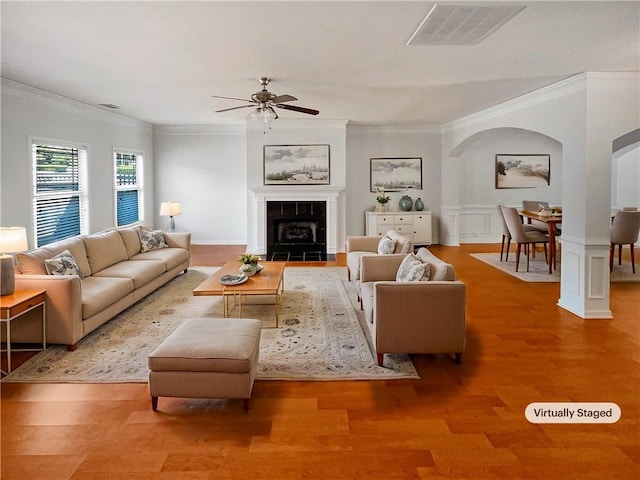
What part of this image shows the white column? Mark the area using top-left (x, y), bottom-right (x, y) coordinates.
top-left (558, 74), bottom-right (639, 318)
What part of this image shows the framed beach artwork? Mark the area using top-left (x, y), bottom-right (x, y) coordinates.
top-left (264, 144), bottom-right (330, 185)
top-left (495, 154), bottom-right (550, 189)
top-left (370, 157), bottom-right (423, 191)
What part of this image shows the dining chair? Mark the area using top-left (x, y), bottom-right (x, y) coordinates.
top-left (610, 210), bottom-right (640, 273)
top-left (501, 206), bottom-right (549, 272)
top-left (497, 205), bottom-right (541, 262)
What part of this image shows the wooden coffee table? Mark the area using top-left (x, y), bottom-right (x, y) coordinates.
top-left (193, 261), bottom-right (286, 327)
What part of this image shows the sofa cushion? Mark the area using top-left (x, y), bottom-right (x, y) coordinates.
top-left (138, 227), bottom-right (168, 253)
top-left (386, 230), bottom-right (412, 254)
top-left (415, 247), bottom-right (455, 281)
top-left (81, 276), bottom-right (134, 319)
top-left (44, 250), bottom-right (84, 280)
top-left (16, 237), bottom-right (91, 278)
top-left (396, 254), bottom-right (430, 282)
top-left (93, 260), bottom-right (166, 290)
top-left (360, 282), bottom-right (375, 325)
top-left (131, 248), bottom-right (190, 271)
top-left (377, 234), bottom-right (397, 255)
top-left (83, 230), bottom-right (129, 274)
top-left (346, 252), bottom-right (377, 282)
top-left (117, 227), bottom-right (143, 258)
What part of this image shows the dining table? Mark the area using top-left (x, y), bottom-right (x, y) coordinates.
top-left (520, 210), bottom-right (562, 274)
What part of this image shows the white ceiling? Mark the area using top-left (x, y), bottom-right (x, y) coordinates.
top-left (1, 1), bottom-right (639, 126)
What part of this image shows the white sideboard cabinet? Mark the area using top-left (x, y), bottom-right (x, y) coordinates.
top-left (365, 211), bottom-right (432, 245)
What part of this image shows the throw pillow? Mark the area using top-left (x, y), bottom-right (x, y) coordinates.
top-left (44, 250), bottom-right (84, 280)
top-left (137, 227), bottom-right (168, 253)
top-left (396, 253), bottom-right (430, 282)
top-left (377, 234), bottom-right (397, 255)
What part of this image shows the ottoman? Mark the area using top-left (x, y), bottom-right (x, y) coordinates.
top-left (148, 317), bottom-right (261, 411)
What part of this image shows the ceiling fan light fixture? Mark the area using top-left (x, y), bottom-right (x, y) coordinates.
top-left (249, 106), bottom-right (276, 123)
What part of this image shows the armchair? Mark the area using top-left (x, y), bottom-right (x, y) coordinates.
top-left (359, 249), bottom-right (466, 366)
top-left (345, 230), bottom-right (412, 282)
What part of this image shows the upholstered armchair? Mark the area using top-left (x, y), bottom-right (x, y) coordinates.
top-left (358, 248), bottom-right (466, 366)
top-left (345, 230), bottom-right (412, 282)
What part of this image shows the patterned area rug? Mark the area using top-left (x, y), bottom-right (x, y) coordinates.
top-left (2, 266), bottom-right (418, 383)
top-left (471, 252), bottom-right (639, 283)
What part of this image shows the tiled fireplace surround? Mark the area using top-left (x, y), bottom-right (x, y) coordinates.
top-left (249, 186), bottom-right (344, 259)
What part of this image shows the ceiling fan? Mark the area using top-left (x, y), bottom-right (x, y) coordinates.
top-left (212, 77), bottom-right (319, 120)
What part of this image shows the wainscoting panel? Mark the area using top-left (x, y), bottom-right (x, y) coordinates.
top-left (441, 205), bottom-right (502, 245)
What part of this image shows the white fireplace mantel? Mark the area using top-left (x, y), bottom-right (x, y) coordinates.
top-left (249, 186), bottom-right (344, 256)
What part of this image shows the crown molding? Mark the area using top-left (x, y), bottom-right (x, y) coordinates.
top-left (1, 78), bottom-right (151, 130)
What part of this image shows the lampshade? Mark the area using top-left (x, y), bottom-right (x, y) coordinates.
top-left (0, 227), bottom-right (28, 253)
top-left (159, 201), bottom-right (182, 216)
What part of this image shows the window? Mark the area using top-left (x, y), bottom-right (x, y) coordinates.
top-left (32, 141), bottom-right (88, 247)
top-left (114, 150), bottom-right (143, 226)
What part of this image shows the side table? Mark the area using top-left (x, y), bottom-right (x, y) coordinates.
top-left (1, 289), bottom-right (46, 375)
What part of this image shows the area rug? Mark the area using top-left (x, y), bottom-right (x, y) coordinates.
top-left (470, 252), bottom-right (639, 283)
top-left (2, 266), bottom-right (418, 383)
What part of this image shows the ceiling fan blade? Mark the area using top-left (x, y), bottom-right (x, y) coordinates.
top-left (271, 94), bottom-right (297, 104)
top-left (275, 104), bottom-right (320, 116)
top-left (215, 104), bottom-right (255, 113)
top-left (211, 95), bottom-right (254, 103)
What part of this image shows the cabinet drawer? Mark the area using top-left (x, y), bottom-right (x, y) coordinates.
top-left (377, 215), bottom-right (395, 225)
top-left (394, 225), bottom-right (414, 235)
top-left (395, 215), bottom-right (413, 225)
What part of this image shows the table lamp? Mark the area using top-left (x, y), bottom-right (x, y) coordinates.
top-left (159, 201), bottom-right (182, 232)
top-left (0, 227), bottom-right (28, 296)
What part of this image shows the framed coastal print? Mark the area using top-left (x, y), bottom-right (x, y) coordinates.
top-left (370, 157), bottom-right (422, 191)
top-left (263, 144), bottom-right (330, 185)
top-left (495, 154), bottom-right (550, 189)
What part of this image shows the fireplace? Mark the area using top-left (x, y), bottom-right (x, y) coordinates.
top-left (267, 201), bottom-right (326, 260)
top-left (249, 186), bottom-right (343, 259)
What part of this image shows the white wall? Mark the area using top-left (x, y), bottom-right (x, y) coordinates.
top-left (1, 79), bottom-right (154, 247)
top-left (456, 128), bottom-right (562, 208)
top-left (612, 145), bottom-right (640, 209)
top-left (153, 125), bottom-right (247, 244)
top-left (346, 125), bottom-right (441, 240)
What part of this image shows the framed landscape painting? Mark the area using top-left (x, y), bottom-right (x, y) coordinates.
top-left (495, 154), bottom-right (550, 189)
top-left (370, 157), bottom-right (422, 191)
top-left (264, 144), bottom-right (330, 185)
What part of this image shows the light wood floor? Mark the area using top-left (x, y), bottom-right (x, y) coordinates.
top-left (2, 244), bottom-right (638, 479)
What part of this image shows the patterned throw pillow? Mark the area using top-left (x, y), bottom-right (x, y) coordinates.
top-left (137, 227), bottom-right (168, 253)
top-left (377, 234), bottom-right (397, 255)
top-left (44, 250), bottom-right (84, 280)
top-left (396, 253), bottom-right (431, 282)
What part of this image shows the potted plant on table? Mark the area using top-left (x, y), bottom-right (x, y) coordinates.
top-left (238, 253), bottom-right (261, 276)
top-left (375, 186), bottom-right (390, 212)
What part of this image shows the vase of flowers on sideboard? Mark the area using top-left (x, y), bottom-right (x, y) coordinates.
top-left (375, 186), bottom-right (390, 212)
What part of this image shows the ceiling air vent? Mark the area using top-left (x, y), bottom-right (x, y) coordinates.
top-left (98, 103), bottom-right (120, 109)
top-left (407, 3), bottom-right (525, 46)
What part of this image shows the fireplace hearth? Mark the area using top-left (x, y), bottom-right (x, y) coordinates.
top-left (267, 201), bottom-right (327, 261)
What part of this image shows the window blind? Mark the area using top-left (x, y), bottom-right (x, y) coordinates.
top-left (33, 143), bottom-right (88, 247)
top-left (114, 151), bottom-right (143, 226)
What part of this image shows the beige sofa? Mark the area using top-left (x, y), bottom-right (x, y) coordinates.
top-left (13, 226), bottom-right (191, 349)
top-left (359, 247), bottom-right (466, 366)
top-left (345, 230), bottom-right (413, 282)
